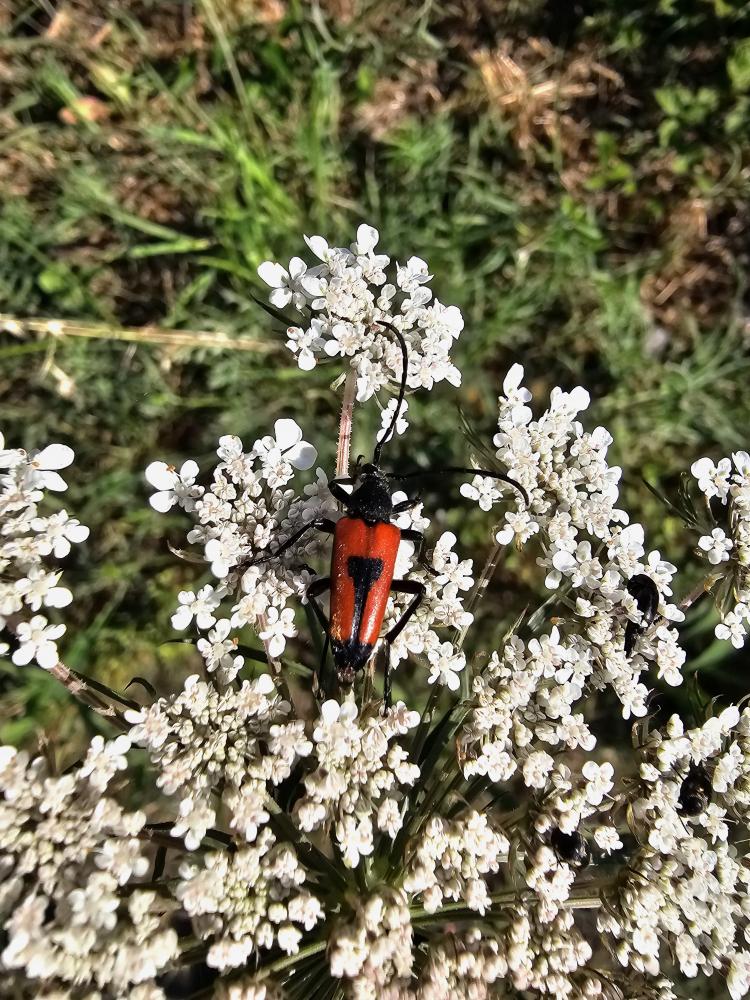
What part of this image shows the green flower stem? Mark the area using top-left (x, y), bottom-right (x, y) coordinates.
top-left (410, 888), bottom-right (519, 922)
top-left (69, 667), bottom-right (142, 710)
top-left (117, 878), bottom-right (175, 896)
top-left (457, 773), bottom-right (490, 812)
top-left (495, 803), bottom-right (529, 829)
top-left (680, 572), bottom-right (722, 611)
top-left (409, 880), bottom-right (612, 925)
top-left (457, 537), bottom-right (505, 650)
top-left (266, 806), bottom-right (351, 892)
top-left (456, 536), bottom-right (505, 700)
top-left (411, 683), bottom-right (442, 762)
top-left (264, 938), bottom-right (328, 975)
top-left (283, 953), bottom-right (330, 998)
top-left (175, 941), bottom-right (210, 967)
top-left (417, 765), bottom-right (464, 824)
top-left (393, 767), bottom-right (465, 880)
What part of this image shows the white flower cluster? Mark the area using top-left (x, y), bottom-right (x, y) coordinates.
top-left (416, 929), bottom-right (508, 1000)
top-left (462, 365), bottom-right (687, 717)
top-left (295, 699), bottom-right (420, 867)
top-left (380, 914), bottom-right (594, 1000)
top-left (147, 419), bottom-right (336, 665)
top-left (532, 758), bottom-right (615, 838)
top-left (385, 521), bottom-right (475, 691)
top-left (500, 907), bottom-right (595, 999)
top-left (214, 976), bottom-right (284, 1000)
top-left (403, 810), bottom-right (508, 914)
top-left (329, 889), bottom-right (412, 998)
top-left (258, 224), bottom-right (463, 403)
top-left (127, 672), bottom-right (311, 849)
top-left (176, 827), bottom-right (322, 971)
top-left (599, 707), bottom-right (750, 997)
top-left (0, 740), bottom-right (178, 995)
top-left (0, 433), bottom-right (88, 669)
top-left (526, 760), bottom-right (614, 920)
top-left (459, 629), bottom-right (598, 785)
top-left (14, 230), bottom-right (750, 1000)
top-left (691, 451), bottom-right (750, 647)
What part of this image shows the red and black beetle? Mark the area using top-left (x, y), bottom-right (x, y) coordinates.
top-left (267, 321), bottom-right (527, 706)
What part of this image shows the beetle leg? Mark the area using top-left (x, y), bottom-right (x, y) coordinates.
top-left (377, 579), bottom-right (425, 711)
top-left (317, 633), bottom-right (330, 700)
top-left (383, 640), bottom-right (393, 712)
top-left (384, 578), bottom-right (426, 644)
top-left (307, 576), bottom-right (331, 698)
top-left (307, 576), bottom-right (331, 632)
top-left (392, 495), bottom-right (422, 514)
top-left (263, 517), bottom-right (336, 562)
top-left (399, 527), bottom-right (423, 545)
top-left (399, 529), bottom-right (440, 579)
top-left (328, 477), bottom-right (356, 506)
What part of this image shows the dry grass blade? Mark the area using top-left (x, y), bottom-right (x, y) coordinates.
top-left (0, 314), bottom-right (272, 352)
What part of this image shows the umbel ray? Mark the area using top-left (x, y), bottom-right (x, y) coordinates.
top-left (263, 318), bottom-right (528, 707)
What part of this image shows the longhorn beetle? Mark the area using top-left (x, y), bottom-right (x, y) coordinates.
top-left (265, 319), bottom-right (528, 708)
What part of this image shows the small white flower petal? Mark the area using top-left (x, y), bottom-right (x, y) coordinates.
top-left (35, 443), bottom-right (74, 470)
top-left (304, 234), bottom-right (329, 260)
top-left (36, 643), bottom-right (60, 669)
top-left (321, 700), bottom-right (341, 725)
top-left (355, 224), bottom-right (379, 254)
top-left (150, 491), bottom-right (176, 513)
top-left (503, 363), bottom-right (525, 394)
top-left (257, 261), bottom-right (287, 288)
top-left (41, 471), bottom-right (68, 492)
top-left (274, 418), bottom-right (303, 452)
top-left (288, 256), bottom-right (306, 279)
top-left (145, 461), bottom-right (176, 491)
top-left (285, 441), bottom-right (317, 471)
top-left (180, 460), bottom-right (199, 480)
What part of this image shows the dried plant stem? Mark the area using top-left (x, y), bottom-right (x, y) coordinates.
top-left (0, 314), bottom-right (269, 353)
top-left (457, 538), bottom-right (505, 651)
top-left (335, 371), bottom-right (357, 478)
top-left (251, 373), bottom-right (355, 696)
top-left (48, 661), bottom-right (130, 730)
top-left (257, 612), bottom-right (283, 677)
top-left (455, 536), bottom-right (506, 700)
top-left (679, 572), bottom-right (721, 611)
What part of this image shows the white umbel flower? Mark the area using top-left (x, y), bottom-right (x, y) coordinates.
top-left (0, 432), bottom-right (87, 671)
top-left (258, 225), bottom-right (462, 401)
top-left (295, 699), bottom-right (419, 867)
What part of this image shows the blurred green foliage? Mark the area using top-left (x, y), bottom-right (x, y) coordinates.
top-left (1, 0), bottom-right (750, 747)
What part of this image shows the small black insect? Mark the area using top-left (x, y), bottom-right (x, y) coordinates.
top-left (679, 763), bottom-right (712, 817)
top-left (550, 827), bottom-right (591, 868)
top-left (624, 573), bottom-right (660, 655)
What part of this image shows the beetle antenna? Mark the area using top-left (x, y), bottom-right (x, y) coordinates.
top-left (372, 319), bottom-right (409, 467)
top-left (387, 466), bottom-right (529, 506)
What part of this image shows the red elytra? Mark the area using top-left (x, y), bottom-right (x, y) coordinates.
top-left (329, 517), bottom-right (401, 650)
